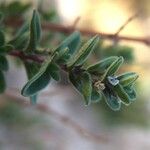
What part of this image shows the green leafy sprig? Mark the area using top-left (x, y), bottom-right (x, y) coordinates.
top-left (0, 10), bottom-right (139, 111)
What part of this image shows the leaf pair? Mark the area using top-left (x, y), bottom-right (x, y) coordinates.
top-left (105, 72), bottom-right (138, 110)
top-left (87, 56), bottom-right (138, 110)
top-left (87, 56), bottom-right (118, 75)
top-left (67, 35), bottom-right (99, 68)
top-left (22, 30), bottom-right (81, 101)
top-left (87, 56), bottom-right (123, 83)
top-left (69, 71), bottom-right (101, 105)
top-left (22, 53), bottom-right (60, 97)
top-left (116, 72), bottom-right (138, 103)
top-left (51, 31), bottom-right (81, 64)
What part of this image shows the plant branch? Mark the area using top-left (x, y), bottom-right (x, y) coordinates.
top-left (5, 89), bottom-right (108, 143)
top-left (5, 18), bottom-right (150, 45)
top-left (9, 51), bottom-right (44, 63)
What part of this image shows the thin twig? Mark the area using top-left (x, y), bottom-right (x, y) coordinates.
top-left (72, 16), bottom-right (81, 28)
top-left (115, 12), bottom-right (139, 36)
top-left (4, 90), bottom-right (108, 143)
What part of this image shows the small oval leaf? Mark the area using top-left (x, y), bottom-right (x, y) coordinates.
top-left (47, 63), bottom-right (60, 81)
top-left (81, 72), bottom-right (92, 106)
top-left (54, 31), bottom-right (81, 55)
top-left (117, 72), bottom-right (139, 87)
top-left (21, 54), bottom-right (56, 96)
top-left (91, 88), bottom-right (102, 103)
top-left (87, 56), bottom-right (118, 74)
top-left (103, 90), bottom-right (121, 111)
top-left (68, 35), bottom-right (99, 67)
top-left (102, 56), bottom-right (124, 81)
top-left (113, 83), bottom-right (130, 105)
top-left (24, 62), bottom-right (40, 104)
top-left (26, 10), bottom-right (41, 52)
top-left (124, 86), bottom-right (136, 102)
top-left (0, 45), bottom-right (14, 54)
top-left (69, 72), bottom-right (92, 106)
top-left (21, 70), bottom-right (51, 96)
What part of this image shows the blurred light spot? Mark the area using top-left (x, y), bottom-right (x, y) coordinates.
top-left (56, 0), bottom-right (81, 24)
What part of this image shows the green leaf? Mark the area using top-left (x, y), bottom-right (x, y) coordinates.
top-left (117, 72), bottom-right (139, 87)
top-left (47, 63), bottom-right (60, 81)
top-left (69, 72), bottom-right (92, 106)
top-left (0, 45), bottom-right (14, 54)
top-left (24, 62), bottom-right (40, 79)
top-left (9, 23), bottom-right (29, 50)
top-left (24, 62), bottom-right (40, 104)
top-left (26, 10), bottom-right (41, 52)
top-left (69, 72), bottom-right (82, 92)
top-left (54, 31), bottom-right (81, 55)
top-left (15, 22), bottom-right (29, 38)
top-left (91, 88), bottom-right (102, 103)
top-left (124, 86), bottom-right (136, 102)
top-left (55, 47), bottom-right (70, 64)
top-left (0, 30), bottom-right (5, 47)
top-left (0, 55), bottom-right (8, 71)
top-left (102, 56), bottom-right (124, 80)
top-left (11, 34), bottom-right (29, 50)
top-left (113, 83), bottom-right (130, 105)
top-left (21, 54), bottom-right (57, 97)
top-left (0, 71), bottom-right (6, 93)
top-left (81, 72), bottom-right (92, 106)
top-left (103, 90), bottom-right (121, 111)
top-left (68, 35), bottom-right (99, 67)
top-left (87, 56), bottom-right (118, 74)
top-left (21, 70), bottom-right (51, 96)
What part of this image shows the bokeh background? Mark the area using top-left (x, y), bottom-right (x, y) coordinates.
top-left (1, 0), bottom-right (150, 149)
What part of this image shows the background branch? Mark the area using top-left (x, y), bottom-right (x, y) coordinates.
top-left (4, 89), bottom-right (108, 143)
top-left (5, 19), bottom-right (150, 45)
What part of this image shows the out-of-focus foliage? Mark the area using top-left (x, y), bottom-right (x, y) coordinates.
top-left (93, 41), bottom-right (135, 64)
top-left (0, 1), bottom-right (31, 18)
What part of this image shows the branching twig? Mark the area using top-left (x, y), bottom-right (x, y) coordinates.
top-left (115, 12), bottom-right (139, 36)
top-left (72, 16), bottom-right (81, 28)
top-left (5, 90), bottom-right (108, 143)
